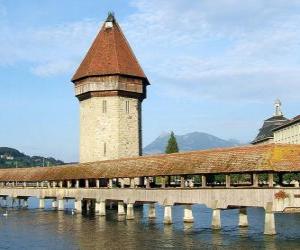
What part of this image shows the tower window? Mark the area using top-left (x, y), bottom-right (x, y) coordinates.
top-left (125, 100), bottom-right (130, 113)
top-left (102, 100), bottom-right (107, 113)
top-left (104, 143), bottom-right (107, 156)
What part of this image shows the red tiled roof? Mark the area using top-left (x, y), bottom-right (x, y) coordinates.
top-left (72, 16), bottom-right (148, 83)
top-left (0, 144), bottom-right (299, 182)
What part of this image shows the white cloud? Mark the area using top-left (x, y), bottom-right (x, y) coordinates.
top-left (123, 0), bottom-right (300, 102)
top-left (0, 19), bottom-right (99, 76)
top-left (0, 0), bottom-right (300, 103)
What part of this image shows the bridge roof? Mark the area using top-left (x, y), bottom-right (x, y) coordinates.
top-left (0, 144), bottom-right (299, 181)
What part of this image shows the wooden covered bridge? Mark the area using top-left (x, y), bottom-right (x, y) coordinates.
top-left (0, 143), bottom-right (299, 235)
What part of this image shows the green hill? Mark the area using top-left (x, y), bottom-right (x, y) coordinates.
top-left (0, 147), bottom-right (64, 169)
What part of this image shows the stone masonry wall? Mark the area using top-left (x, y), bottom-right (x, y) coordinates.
top-left (80, 95), bottom-right (141, 163)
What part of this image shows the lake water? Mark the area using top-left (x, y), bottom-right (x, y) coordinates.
top-left (0, 198), bottom-right (300, 249)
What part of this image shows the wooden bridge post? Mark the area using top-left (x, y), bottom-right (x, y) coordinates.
top-left (180, 176), bottom-right (185, 188)
top-left (201, 175), bottom-right (207, 188)
top-left (161, 176), bottom-right (166, 188)
top-left (145, 177), bottom-right (150, 189)
top-left (225, 175), bottom-right (231, 188)
top-left (130, 178), bottom-right (135, 189)
top-left (252, 173), bottom-right (259, 187)
top-left (268, 173), bottom-right (274, 188)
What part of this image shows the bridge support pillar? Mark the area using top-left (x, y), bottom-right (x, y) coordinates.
top-left (99, 201), bottom-right (106, 216)
top-left (126, 203), bottom-right (135, 220)
top-left (52, 199), bottom-right (57, 209)
top-left (183, 205), bottom-right (194, 223)
top-left (58, 199), bottom-right (64, 211)
top-left (264, 212), bottom-right (276, 235)
top-left (238, 208), bottom-right (248, 227)
top-left (118, 201), bottom-right (125, 215)
top-left (163, 205), bottom-right (173, 224)
top-left (2, 197), bottom-right (7, 207)
top-left (23, 198), bottom-right (28, 208)
top-left (212, 209), bottom-right (221, 229)
top-left (39, 198), bottom-right (45, 209)
top-left (148, 203), bottom-right (156, 218)
top-left (75, 199), bottom-right (82, 212)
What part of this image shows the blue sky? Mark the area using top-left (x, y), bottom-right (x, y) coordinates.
top-left (0, 0), bottom-right (299, 162)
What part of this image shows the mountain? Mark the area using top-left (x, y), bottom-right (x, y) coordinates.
top-left (143, 132), bottom-right (241, 155)
top-left (0, 147), bottom-right (64, 169)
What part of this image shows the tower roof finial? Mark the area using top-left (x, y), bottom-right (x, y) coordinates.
top-left (274, 98), bottom-right (283, 116)
top-left (106, 12), bottom-right (115, 22)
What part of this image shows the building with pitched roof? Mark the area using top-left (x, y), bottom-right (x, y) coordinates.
top-left (252, 99), bottom-right (289, 145)
top-left (252, 99), bottom-right (299, 145)
top-left (72, 13), bottom-right (149, 163)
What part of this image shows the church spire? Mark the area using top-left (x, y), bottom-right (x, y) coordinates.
top-left (274, 98), bottom-right (283, 116)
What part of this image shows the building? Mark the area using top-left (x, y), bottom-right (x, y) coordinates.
top-left (273, 115), bottom-right (300, 144)
top-left (72, 13), bottom-right (149, 163)
top-left (252, 99), bottom-right (300, 145)
top-left (252, 99), bottom-right (289, 145)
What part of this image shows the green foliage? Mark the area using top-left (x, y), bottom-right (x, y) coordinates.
top-left (165, 131), bottom-right (179, 154)
top-left (0, 147), bottom-right (64, 169)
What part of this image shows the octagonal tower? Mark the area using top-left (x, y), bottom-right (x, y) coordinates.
top-left (72, 13), bottom-right (149, 163)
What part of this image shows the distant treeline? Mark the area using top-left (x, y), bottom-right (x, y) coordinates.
top-left (0, 147), bottom-right (64, 169)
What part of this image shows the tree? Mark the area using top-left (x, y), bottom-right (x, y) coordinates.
top-left (165, 131), bottom-right (179, 154)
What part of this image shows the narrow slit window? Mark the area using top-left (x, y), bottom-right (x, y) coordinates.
top-left (102, 100), bottom-right (107, 113)
top-left (126, 100), bottom-right (130, 113)
top-left (104, 142), bottom-right (107, 156)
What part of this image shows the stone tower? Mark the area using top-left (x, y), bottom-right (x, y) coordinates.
top-left (72, 13), bottom-right (149, 163)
